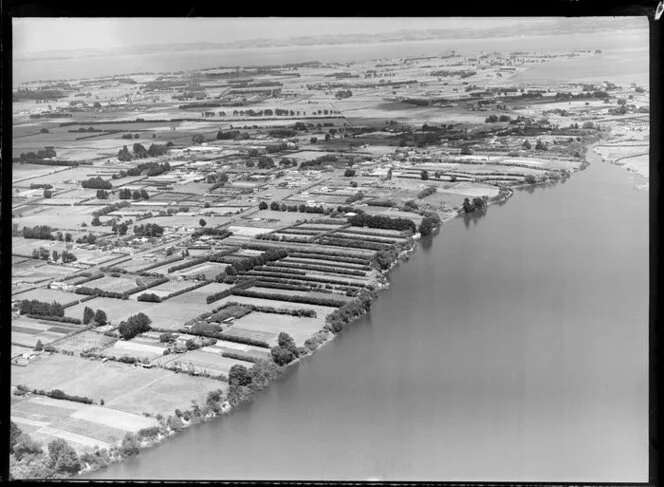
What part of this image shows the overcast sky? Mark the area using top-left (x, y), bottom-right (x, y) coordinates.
top-left (14, 18), bottom-right (557, 56)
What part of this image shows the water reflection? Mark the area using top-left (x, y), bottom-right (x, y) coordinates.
top-left (517, 178), bottom-right (565, 195)
top-left (462, 208), bottom-right (488, 229)
top-left (420, 228), bottom-right (440, 253)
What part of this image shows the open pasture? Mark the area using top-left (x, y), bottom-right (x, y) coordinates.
top-left (230, 311), bottom-right (324, 346)
top-left (139, 214), bottom-right (235, 229)
top-left (14, 288), bottom-right (80, 306)
top-left (11, 353), bottom-right (222, 418)
top-left (220, 326), bottom-right (279, 346)
top-left (168, 282), bottom-right (232, 305)
top-left (12, 164), bottom-right (73, 184)
top-left (64, 297), bottom-right (159, 325)
top-left (14, 204), bottom-right (101, 230)
top-left (13, 263), bottom-right (73, 283)
top-left (173, 262), bottom-right (228, 280)
top-left (87, 275), bottom-right (143, 294)
top-left (171, 350), bottom-right (247, 375)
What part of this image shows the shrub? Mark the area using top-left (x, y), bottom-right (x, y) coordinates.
top-left (221, 350), bottom-right (261, 363)
top-left (217, 333), bottom-right (270, 349)
top-left (26, 314), bottom-right (82, 325)
top-left (137, 293), bottom-right (162, 303)
top-left (417, 186), bottom-right (436, 199)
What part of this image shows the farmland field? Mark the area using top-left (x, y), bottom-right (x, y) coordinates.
top-left (11, 353), bottom-right (224, 418)
top-left (54, 330), bottom-right (117, 354)
top-left (64, 297), bottom-right (159, 324)
top-left (222, 326), bottom-right (278, 345)
top-left (173, 261), bottom-right (228, 280)
top-left (216, 295), bottom-right (338, 320)
top-left (107, 339), bottom-right (166, 359)
top-left (229, 311), bottom-right (324, 346)
top-left (169, 350), bottom-right (248, 375)
top-left (14, 288), bottom-right (80, 306)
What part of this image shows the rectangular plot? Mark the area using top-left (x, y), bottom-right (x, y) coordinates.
top-left (50, 415), bottom-right (127, 445)
top-left (13, 326), bottom-right (42, 335)
top-left (231, 312), bottom-right (323, 346)
top-left (111, 340), bottom-right (166, 358)
top-left (35, 425), bottom-right (113, 450)
top-left (71, 406), bottom-right (159, 432)
top-left (12, 332), bottom-right (41, 347)
top-left (223, 326), bottom-right (278, 343)
top-left (177, 350), bottom-right (247, 373)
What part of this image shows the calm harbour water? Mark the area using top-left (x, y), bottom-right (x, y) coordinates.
top-left (86, 151), bottom-right (648, 481)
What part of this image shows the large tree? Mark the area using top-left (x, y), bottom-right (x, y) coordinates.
top-left (83, 306), bottom-right (95, 325)
top-left (229, 364), bottom-right (252, 386)
top-left (48, 439), bottom-right (81, 475)
top-left (94, 309), bottom-right (108, 326)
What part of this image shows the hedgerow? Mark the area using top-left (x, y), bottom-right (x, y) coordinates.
top-left (31, 388), bottom-right (94, 404)
top-left (221, 350), bottom-right (261, 363)
top-left (232, 289), bottom-right (347, 307)
top-left (26, 314), bottom-right (82, 325)
top-left (265, 261), bottom-right (367, 276)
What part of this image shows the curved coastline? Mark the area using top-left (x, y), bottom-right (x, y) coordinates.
top-left (74, 143), bottom-right (601, 479)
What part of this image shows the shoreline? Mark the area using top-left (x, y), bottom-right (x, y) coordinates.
top-left (74, 148), bottom-right (594, 478)
top-left (74, 171), bottom-right (551, 479)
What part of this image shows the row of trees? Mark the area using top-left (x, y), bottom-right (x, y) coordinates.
top-left (485, 114), bottom-right (511, 123)
top-left (118, 313), bottom-right (152, 339)
top-left (19, 300), bottom-right (65, 317)
top-left (348, 213), bottom-right (417, 233)
top-left (31, 248), bottom-right (77, 263)
top-left (260, 201), bottom-right (329, 215)
top-left (223, 248), bottom-right (288, 276)
top-left (125, 161), bottom-right (171, 177)
top-left (81, 177), bottom-right (112, 190)
top-left (17, 147), bottom-right (57, 163)
top-left (22, 225), bottom-right (54, 240)
top-left (462, 197), bottom-right (488, 213)
top-left (118, 188), bottom-right (149, 200)
top-left (117, 143), bottom-right (170, 161)
top-left (133, 223), bottom-right (164, 238)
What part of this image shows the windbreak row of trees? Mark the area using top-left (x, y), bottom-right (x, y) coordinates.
top-left (348, 213), bottom-right (417, 233)
top-left (118, 188), bottom-right (150, 200)
top-left (117, 143), bottom-right (171, 161)
top-left (16, 147), bottom-right (57, 162)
